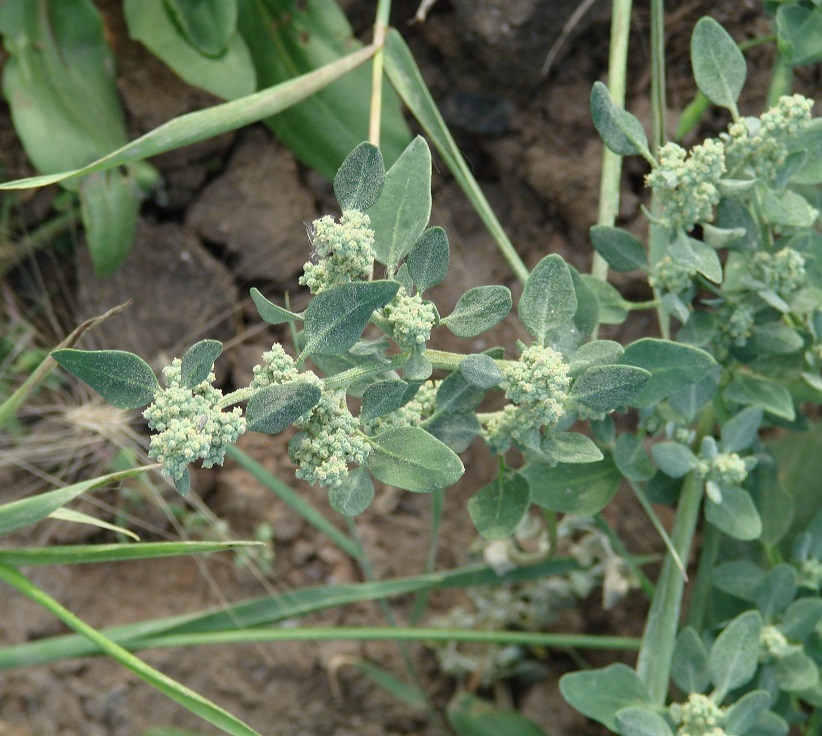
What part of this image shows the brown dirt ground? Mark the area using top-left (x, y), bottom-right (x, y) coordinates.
top-left (1, 2), bottom-right (817, 735)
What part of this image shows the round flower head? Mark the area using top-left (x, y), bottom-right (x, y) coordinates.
top-left (250, 344), bottom-right (299, 389)
top-left (751, 248), bottom-right (806, 296)
top-left (384, 288), bottom-right (438, 351)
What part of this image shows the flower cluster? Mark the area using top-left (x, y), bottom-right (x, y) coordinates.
top-left (720, 303), bottom-right (755, 346)
top-left (696, 451), bottom-right (754, 503)
top-left (723, 94), bottom-right (813, 181)
top-left (646, 138), bottom-right (726, 231)
top-left (362, 380), bottom-right (439, 435)
top-left (250, 343), bottom-right (299, 389)
top-left (649, 256), bottom-right (697, 295)
top-left (671, 693), bottom-right (727, 736)
top-left (299, 210), bottom-right (376, 294)
top-left (751, 248), bottom-right (806, 297)
top-left (143, 359), bottom-right (246, 483)
top-left (760, 625), bottom-right (801, 662)
top-left (383, 288), bottom-right (438, 350)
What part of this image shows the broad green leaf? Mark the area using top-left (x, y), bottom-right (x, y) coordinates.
top-left (368, 136), bottom-right (432, 269)
top-left (424, 412), bottom-right (480, 453)
top-left (569, 264), bottom-right (600, 339)
top-left (775, 651), bottom-right (819, 692)
top-left (709, 609), bottom-right (763, 697)
top-left (238, 0), bottom-right (411, 179)
top-left (724, 691), bottom-right (771, 736)
top-left (79, 169), bottom-right (142, 277)
top-left (712, 560), bottom-right (765, 602)
top-left (614, 707), bottom-right (674, 736)
top-left (361, 379), bottom-right (408, 422)
top-left (651, 442), bottom-right (698, 479)
top-left (333, 141), bottom-right (385, 211)
top-left (614, 433), bottom-right (655, 482)
top-left (668, 370), bottom-right (719, 422)
top-left (582, 275), bottom-right (629, 325)
top-left (460, 354), bottom-right (503, 389)
top-left (367, 427), bottom-right (464, 493)
top-left (467, 471), bottom-right (531, 540)
top-left (403, 348), bottom-right (432, 381)
top-left (671, 627), bottom-right (710, 695)
top-left (541, 433), bottom-right (603, 464)
top-left (328, 466), bottom-right (375, 517)
top-left (780, 598), bottom-right (822, 641)
top-left (569, 341), bottom-right (624, 377)
top-left (302, 281), bottom-right (399, 356)
top-left (751, 323), bottom-right (804, 355)
top-left (761, 188), bottom-right (819, 228)
top-left (174, 468), bottom-right (191, 496)
top-left (723, 373), bottom-right (795, 421)
top-left (754, 564), bottom-right (797, 619)
top-left (51, 349), bottom-right (159, 409)
top-left (407, 227), bottom-right (449, 292)
top-left (776, 4), bottom-right (822, 66)
top-left (746, 711), bottom-right (790, 736)
top-left (250, 288), bottom-right (301, 325)
top-left (125, 0), bottom-right (255, 99)
top-left (620, 339), bottom-right (716, 406)
top-left (447, 693), bottom-right (547, 736)
top-left (246, 382), bottom-right (322, 434)
top-left (669, 233), bottom-right (722, 283)
top-left (705, 486), bottom-right (763, 541)
top-left (570, 364), bottom-right (650, 412)
top-left (163, 0), bottom-right (237, 57)
top-left (442, 285), bottom-right (512, 338)
top-left (181, 340), bottom-right (223, 388)
top-left (524, 454), bottom-right (621, 515)
top-left (435, 372), bottom-right (485, 414)
top-left (677, 311), bottom-right (716, 347)
top-left (559, 664), bottom-right (651, 731)
top-left (0, 467), bottom-right (151, 539)
top-left (48, 508), bottom-right (139, 542)
top-left (590, 81), bottom-right (651, 159)
top-left (691, 18), bottom-right (746, 112)
top-left (519, 254), bottom-right (577, 345)
top-left (589, 226), bottom-right (648, 272)
top-left (720, 406), bottom-right (763, 453)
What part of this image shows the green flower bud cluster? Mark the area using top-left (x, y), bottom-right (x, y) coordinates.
top-left (649, 256), bottom-right (696, 295)
top-left (144, 359), bottom-right (246, 482)
top-left (299, 210), bottom-right (375, 294)
top-left (751, 248), bottom-right (806, 296)
top-left (723, 94), bottom-right (813, 181)
top-left (362, 380), bottom-right (439, 435)
top-left (290, 383), bottom-right (370, 488)
top-left (383, 288), bottom-right (438, 350)
top-left (760, 625), bottom-right (801, 661)
top-left (671, 693), bottom-right (727, 736)
top-left (645, 139), bottom-right (726, 231)
top-left (720, 303), bottom-right (755, 346)
top-left (800, 559), bottom-right (822, 591)
top-left (696, 451), bottom-right (753, 503)
top-left (250, 343), bottom-right (299, 389)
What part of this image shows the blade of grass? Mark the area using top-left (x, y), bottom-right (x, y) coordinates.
top-left (383, 30), bottom-right (529, 285)
top-left (48, 507), bottom-right (141, 541)
top-left (0, 45), bottom-right (377, 191)
top-left (0, 562), bottom-right (261, 736)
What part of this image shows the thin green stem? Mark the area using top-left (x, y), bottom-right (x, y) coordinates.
top-left (766, 51), bottom-right (794, 108)
top-left (628, 479), bottom-right (686, 579)
top-left (368, 0), bottom-right (392, 146)
top-left (686, 520), bottom-right (720, 632)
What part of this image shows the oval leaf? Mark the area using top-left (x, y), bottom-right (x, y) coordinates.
top-left (651, 442), bottom-right (698, 479)
top-left (333, 141), bottom-right (385, 211)
top-left (614, 706), bottom-right (675, 736)
top-left (246, 382), bottom-right (322, 434)
top-left (467, 470), bottom-right (531, 540)
top-left (443, 285), bottom-right (512, 338)
top-left (705, 486), bottom-right (763, 541)
top-left (570, 364), bottom-right (651, 412)
top-left (541, 432), bottom-right (603, 464)
top-left (181, 339), bottom-right (222, 388)
top-left (361, 379), bottom-right (408, 422)
top-left (590, 81), bottom-right (651, 158)
top-left (328, 466), bottom-right (375, 516)
top-left (691, 17), bottom-right (746, 111)
top-left (460, 354), bottom-right (504, 389)
top-left (519, 254), bottom-right (577, 345)
top-left (250, 287), bottom-right (301, 325)
top-left (51, 349), bottom-right (159, 409)
top-left (590, 226), bottom-right (648, 272)
top-left (569, 340), bottom-right (624, 377)
top-left (367, 426), bottom-right (464, 493)
top-left (408, 226), bottom-right (449, 291)
top-left (709, 609), bottom-right (763, 697)
top-left (523, 454), bottom-right (621, 515)
top-left (671, 627), bottom-right (710, 695)
top-left (559, 664), bottom-right (651, 731)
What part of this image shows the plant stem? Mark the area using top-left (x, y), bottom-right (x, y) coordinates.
top-left (368, 0), bottom-right (392, 145)
top-left (686, 519), bottom-right (720, 632)
top-left (766, 51), bottom-right (793, 108)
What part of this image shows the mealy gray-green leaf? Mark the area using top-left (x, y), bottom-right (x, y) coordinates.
top-left (614, 433), bottom-right (655, 482)
top-left (589, 226), bottom-right (648, 272)
top-left (724, 691), bottom-right (771, 736)
top-left (569, 341), bottom-right (624, 378)
top-left (780, 599), bottom-right (822, 642)
top-left (443, 285), bottom-right (512, 338)
top-left (754, 564), bottom-right (797, 620)
top-left (541, 432), bottom-right (603, 464)
top-left (467, 470), bottom-right (531, 540)
top-left (367, 427), bottom-right (464, 493)
top-left (669, 233), bottom-right (722, 283)
top-left (328, 466), bottom-right (375, 517)
top-left (333, 141), bottom-right (385, 211)
top-left (361, 379), bottom-right (408, 422)
top-left (435, 371), bottom-right (486, 414)
top-left (690, 17), bottom-right (746, 111)
top-left (181, 340), bottom-right (223, 389)
top-left (720, 406), bottom-right (763, 453)
top-left (705, 486), bottom-right (763, 541)
top-left (302, 280), bottom-right (399, 356)
top-left (671, 627), bottom-right (710, 695)
top-left (408, 226), bottom-right (449, 292)
top-left (709, 609), bottom-right (763, 697)
top-left (614, 707), bottom-right (674, 736)
top-left (424, 412), bottom-right (480, 454)
top-left (519, 254), bottom-right (577, 345)
top-left (776, 3), bottom-right (822, 66)
top-left (590, 81), bottom-right (651, 159)
top-left (570, 364), bottom-right (651, 412)
top-left (651, 442), bottom-right (698, 479)
top-left (246, 381), bottom-right (322, 434)
top-left (524, 454), bottom-right (621, 515)
top-left (723, 373), bottom-right (795, 421)
top-left (460, 354), bottom-right (504, 389)
top-left (51, 349), bottom-right (159, 409)
top-left (250, 288), bottom-right (301, 325)
top-left (582, 275), bottom-right (629, 325)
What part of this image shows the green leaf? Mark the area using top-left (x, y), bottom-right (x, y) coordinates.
top-left (333, 141), bottom-right (385, 211)
top-left (541, 433), bottom-right (603, 464)
top-left (746, 711), bottom-right (790, 736)
top-left (460, 354), bottom-right (503, 389)
top-left (720, 407), bottom-right (763, 453)
top-left (163, 0), bottom-right (237, 57)
top-left (442, 285), bottom-right (512, 338)
top-left (761, 188), bottom-right (819, 228)
top-left (408, 227), bottom-right (449, 291)
top-left (614, 707), bottom-right (675, 736)
top-left (651, 442), bottom-right (698, 479)
top-left (435, 372), bottom-right (485, 415)
top-left (467, 470), bottom-right (531, 540)
top-left (705, 486), bottom-right (763, 541)
top-left (368, 136), bottom-right (432, 269)
top-left (328, 466), bottom-right (375, 517)
top-left (582, 275), bottom-right (629, 325)
top-left (677, 311), bottom-right (717, 347)
top-left (447, 693), bottom-right (547, 736)
top-left (367, 427), bottom-right (464, 493)
top-left (361, 379), bottom-right (408, 422)
top-left (614, 433), bottom-right (655, 482)
top-left (559, 664), bottom-right (651, 731)
top-left (691, 17), bottom-right (746, 112)
top-left (620, 339), bottom-right (716, 406)
top-left (671, 627), bottom-right (710, 695)
top-left (569, 341), bottom-right (624, 377)
top-left (754, 564), bottom-right (797, 619)
top-left (712, 560), bottom-right (765, 602)
top-left (589, 226), bottom-right (648, 272)
top-left (51, 349), bottom-right (159, 409)
top-left (249, 288), bottom-right (301, 325)
top-left (724, 690), bottom-right (771, 736)
top-left (519, 254), bottom-right (577, 345)
top-left (590, 81), bottom-right (651, 159)
top-left (709, 609), bottom-right (763, 697)
top-left (570, 364), bottom-right (651, 412)
top-left (723, 373), bottom-right (795, 421)
top-left (776, 4), bottom-right (822, 66)
top-left (780, 598), bottom-right (822, 641)
top-left (524, 454), bottom-right (621, 515)
top-left (181, 340), bottom-right (222, 388)
top-left (302, 281), bottom-right (399, 356)
top-left (246, 382), bottom-right (322, 434)
top-left (126, 0), bottom-right (255, 99)
top-left (669, 233), bottom-right (723, 284)
top-left (403, 348), bottom-right (432, 381)
top-left (776, 651), bottom-right (819, 693)
top-left (79, 169), bottom-right (142, 277)
top-left (174, 468), bottom-right (191, 496)
top-left (751, 322), bottom-right (804, 355)
top-left (425, 412), bottom-right (480, 453)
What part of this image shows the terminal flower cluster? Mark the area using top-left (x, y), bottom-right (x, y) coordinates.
top-left (751, 247), bottom-right (806, 297)
top-left (362, 380), bottom-right (438, 435)
top-left (250, 343), bottom-right (299, 389)
top-left (649, 256), bottom-right (696, 295)
top-left (760, 625), bottom-right (801, 662)
top-left (671, 693), bottom-right (727, 736)
top-left (719, 303), bottom-right (755, 346)
top-left (299, 209), bottom-right (375, 294)
top-left (696, 451), bottom-right (754, 504)
top-left (143, 359), bottom-right (246, 482)
top-left (383, 287), bottom-right (438, 350)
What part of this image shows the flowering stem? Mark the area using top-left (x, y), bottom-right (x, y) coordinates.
top-left (368, 0), bottom-right (391, 146)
